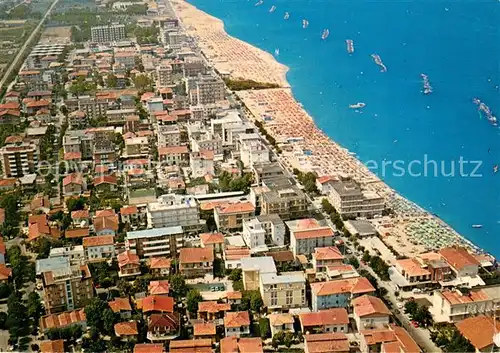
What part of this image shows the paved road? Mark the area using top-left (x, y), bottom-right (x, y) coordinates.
top-left (0, 0), bottom-right (60, 89)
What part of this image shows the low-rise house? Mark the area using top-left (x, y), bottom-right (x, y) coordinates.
top-left (304, 333), bottom-right (350, 353)
top-left (169, 339), bottom-right (212, 353)
top-left (93, 213), bottom-right (119, 236)
top-left (215, 201), bottom-right (255, 232)
top-left (311, 277), bottom-right (376, 311)
top-left (312, 247), bottom-right (344, 272)
top-left (224, 311), bottom-right (251, 337)
top-left (224, 246), bottom-right (251, 271)
top-left (49, 245), bottom-right (85, 266)
top-left (65, 228), bottom-right (90, 240)
top-left (438, 246), bottom-right (481, 278)
top-left (147, 313), bottom-right (180, 342)
top-left (28, 214), bottom-right (60, 242)
top-left (142, 295), bottom-right (175, 314)
top-left (148, 257), bottom-right (171, 277)
top-left (268, 313), bottom-right (294, 337)
top-left (456, 315), bottom-right (500, 353)
top-left (40, 309), bottom-right (87, 332)
top-left (352, 295), bottom-right (391, 330)
top-left (220, 337), bottom-right (263, 353)
top-left (198, 301), bottom-right (231, 321)
top-left (148, 280), bottom-right (170, 296)
top-left (62, 173), bottom-right (86, 196)
top-left (82, 235), bottom-right (115, 262)
top-left (259, 272), bottom-right (306, 310)
top-left (114, 321), bottom-right (139, 340)
top-left (71, 210), bottom-right (90, 227)
top-left (120, 205), bottom-right (144, 227)
top-left (40, 339), bottom-right (65, 353)
top-left (108, 297), bottom-right (132, 319)
top-left (299, 309), bottom-right (349, 334)
top-left (360, 325), bottom-right (421, 353)
top-left (158, 145), bottom-right (189, 165)
top-left (200, 232), bottom-right (225, 252)
top-left (193, 322), bottom-right (217, 342)
top-left (179, 247), bottom-right (214, 278)
top-left (118, 250), bottom-right (141, 277)
top-left (432, 288), bottom-right (494, 322)
top-left (226, 291), bottom-right (243, 306)
top-left (288, 218), bottom-right (336, 256)
top-left (133, 344), bottom-right (165, 353)
top-left (93, 175), bottom-right (118, 193)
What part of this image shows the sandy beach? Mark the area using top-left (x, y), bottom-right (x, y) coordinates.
top-left (171, 0), bottom-right (289, 87)
top-left (171, 0), bottom-right (484, 258)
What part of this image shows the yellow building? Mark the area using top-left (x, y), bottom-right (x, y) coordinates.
top-left (259, 272), bottom-right (306, 310)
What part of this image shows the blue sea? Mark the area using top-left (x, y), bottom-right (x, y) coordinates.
top-left (188, 0), bottom-right (500, 257)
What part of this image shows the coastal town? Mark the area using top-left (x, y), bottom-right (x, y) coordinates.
top-left (0, 0), bottom-right (496, 352)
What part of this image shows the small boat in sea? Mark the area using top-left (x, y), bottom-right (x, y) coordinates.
top-left (472, 224), bottom-right (483, 228)
top-left (473, 98), bottom-right (498, 126)
top-left (494, 165), bottom-right (498, 173)
top-left (421, 73), bottom-right (433, 95)
top-left (321, 29), bottom-right (329, 40)
top-left (346, 39), bottom-right (354, 53)
top-left (255, 0), bottom-right (263, 6)
top-left (269, 5), bottom-right (276, 12)
top-left (371, 54), bottom-right (387, 72)
top-left (284, 12), bottom-right (289, 19)
top-left (302, 19), bottom-right (309, 28)
top-left (274, 48), bottom-right (280, 56)
top-left (349, 102), bottom-right (366, 109)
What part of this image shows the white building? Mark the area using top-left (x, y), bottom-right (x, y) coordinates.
top-left (287, 218), bottom-right (336, 256)
top-left (157, 125), bottom-right (181, 147)
top-left (147, 194), bottom-right (201, 231)
top-left (242, 218), bottom-right (268, 253)
top-left (239, 134), bottom-right (270, 167)
top-left (82, 235), bottom-right (116, 262)
top-left (49, 245), bottom-right (85, 266)
top-left (125, 226), bottom-right (184, 258)
top-left (328, 179), bottom-right (385, 218)
top-left (91, 24), bottom-right (126, 43)
top-left (256, 215), bottom-right (286, 247)
top-left (189, 150), bottom-right (214, 178)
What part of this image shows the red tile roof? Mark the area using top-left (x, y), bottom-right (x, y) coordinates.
top-left (158, 145), bottom-right (189, 155)
top-left (149, 257), bottom-right (171, 269)
top-left (311, 277), bottom-right (376, 296)
top-left (40, 340), bottom-right (65, 353)
top-left (65, 228), bottom-right (90, 238)
top-left (118, 250), bottom-right (139, 268)
top-left (0, 265), bottom-right (12, 281)
top-left (142, 295), bottom-right (174, 313)
top-left (179, 247), bottom-right (214, 264)
top-left (313, 246), bottom-right (344, 261)
top-left (148, 280), bottom-right (170, 295)
top-left (71, 209), bottom-right (89, 219)
top-left (169, 339), bottom-right (212, 353)
top-left (194, 322), bottom-right (216, 336)
top-left (148, 313), bottom-right (179, 330)
top-left (108, 297), bottom-right (132, 313)
top-left (120, 205), bottom-right (138, 215)
top-left (94, 214), bottom-right (119, 232)
top-left (64, 151), bottom-right (82, 160)
top-left (94, 175), bottom-right (118, 186)
top-left (456, 315), bottom-right (500, 350)
top-left (294, 227), bottom-right (335, 240)
top-left (440, 289), bottom-right (489, 305)
top-left (134, 344), bottom-right (165, 353)
top-left (439, 246), bottom-right (480, 270)
top-left (200, 232), bottom-right (224, 245)
top-left (304, 333), bottom-right (349, 353)
top-left (40, 309), bottom-right (86, 330)
top-left (224, 311), bottom-right (250, 328)
top-left (300, 308), bottom-right (349, 327)
top-left (63, 172), bottom-right (83, 186)
top-left (352, 295), bottom-right (391, 318)
top-left (216, 201), bottom-right (255, 215)
top-left (198, 301), bottom-right (231, 313)
top-left (114, 321), bottom-right (139, 336)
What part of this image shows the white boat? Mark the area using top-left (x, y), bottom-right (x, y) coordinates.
top-left (274, 48), bottom-right (280, 56)
top-left (472, 224), bottom-right (483, 228)
top-left (349, 102), bottom-right (366, 109)
top-left (321, 29), bottom-right (329, 40)
top-left (284, 11), bottom-right (289, 19)
top-left (269, 5), bottom-right (276, 12)
top-left (255, 0), bottom-right (263, 6)
top-left (302, 19), bottom-right (309, 28)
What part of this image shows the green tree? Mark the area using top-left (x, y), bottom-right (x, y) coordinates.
top-left (273, 330), bottom-right (285, 346)
top-left (321, 198), bottom-right (336, 215)
top-left (170, 274), bottom-right (187, 297)
top-left (26, 292), bottom-right (43, 330)
top-left (259, 318), bottom-right (270, 339)
top-left (6, 291), bottom-right (28, 343)
top-left (133, 74), bottom-right (152, 92)
top-left (106, 74), bottom-right (118, 88)
top-left (348, 257), bottom-right (360, 269)
top-left (404, 300), bottom-right (418, 317)
top-left (186, 289), bottom-right (203, 313)
top-left (84, 298), bottom-right (114, 334)
top-left (228, 268), bottom-right (242, 282)
top-left (446, 329), bottom-right (475, 352)
top-left (413, 305), bottom-right (433, 327)
top-left (249, 291), bottom-right (263, 313)
top-left (362, 251), bottom-right (372, 263)
top-left (0, 282), bottom-right (12, 299)
top-left (66, 197), bottom-right (86, 213)
top-left (284, 331), bottom-right (294, 348)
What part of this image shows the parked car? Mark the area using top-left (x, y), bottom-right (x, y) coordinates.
top-left (411, 320), bottom-right (419, 328)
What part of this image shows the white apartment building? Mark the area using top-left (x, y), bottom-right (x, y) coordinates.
top-left (191, 132), bottom-right (223, 156)
top-left (287, 218), bottom-right (336, 256)
top-left (189, 150), bottom-right (214, 178)
top-left (328, 179), bottom-right (385, 218)
top-left (242, 218), bottom-right (267, 253)
top-left (239, 134), bottom-right (270, 167)
top-left (49, 245), bottom-right (85, 266)
top-left (91, 24), bottom-right (126, 43)
top-left (147, 194), bottom-right (201, 231)
top-left (256, 214), bottom-right (286, 247)
top-left (188, 73), bottom-right (225, 105)
top-left (125, 226), bottom-right (184, 258)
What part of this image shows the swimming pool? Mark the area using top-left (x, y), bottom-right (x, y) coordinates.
top-left (188, 282), bottom-right (227, 292)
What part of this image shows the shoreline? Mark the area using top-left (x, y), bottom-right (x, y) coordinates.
top-left (171, 0), bottom-right (487, 258)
